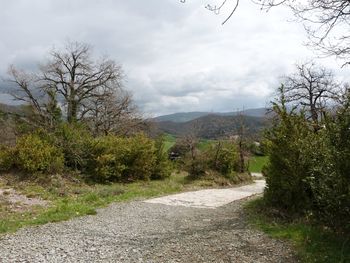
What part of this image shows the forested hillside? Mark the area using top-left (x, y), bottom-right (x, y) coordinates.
top-left (153, 108), bottom-right (267, 123)
top-left (155, 114), bottom-right (269, 139)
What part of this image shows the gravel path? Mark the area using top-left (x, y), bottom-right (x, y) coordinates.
top-left (145, 180), bottom-right (266, 208)
top-left (0, 182), bottom-right (298, 263)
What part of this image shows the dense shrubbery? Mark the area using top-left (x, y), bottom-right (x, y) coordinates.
top-left (151, 136), bottom-right (172, 180)
top-left (85, 134), bottom-right (171, 183)
top-left (264, 89), bottom-right (350, 231)
top-left (207, 142), bottom-right (239, 176)
top-left (53, 123), bottom-right (93, 170)
top-left (264, 103), bottom-right (313, 213)
top-left (15, 134), bottom-right (64, 174)
top-left (0, 145), bottom-right (15, 171)
top-left (171, 139), bottom-right (243, 180)
top-left (0, 127), bottom-right (172, 183)
top-left (308, 108), bottom-right (350, 231)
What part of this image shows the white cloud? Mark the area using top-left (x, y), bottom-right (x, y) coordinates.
top-left (0, 0), bottom-right (348, 115)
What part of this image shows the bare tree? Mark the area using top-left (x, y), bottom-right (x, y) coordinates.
top-left (260, 0), bottom-right (350, 63)
top-left (7, 66), bottom-right (61, 128)
top-left (233, 108), bottom-right (249, 173)
top-left (183, 0), bottom-right (350, 62)
top-left (283, 61), bottom-right (340, 130)
top-left (7, 41), bottom-right (138, 133)
top-left (180, 0), bottom-right (239, 25)
top-left (84, 87), bottom-right (140, 136)
top-left (184, 120), bottom-right (201, 163)
top-left (41, 42), bottom-right (123, 123)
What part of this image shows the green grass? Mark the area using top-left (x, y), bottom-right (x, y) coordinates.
top-left (0, 173), bottom-right (188, 234)
top-left (245, 198), bottom-right (350, 263)
top-left (163, 134), bottom-right (176, 152)
top-left (249, 155), bottom-right (268, 173)
top-left (162, 134), bottom-right (216, 152)
top-left (197, 139), bottom-right (216, 151)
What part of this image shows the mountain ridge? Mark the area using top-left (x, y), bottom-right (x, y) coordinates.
top-left (153, 108), bottom-right (268, 123)
top-left (154, 113), bottom-right (270, 140)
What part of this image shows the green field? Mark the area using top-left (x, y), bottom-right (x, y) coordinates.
top-left (249, 156), bottom-right (268, 173)
top-left (163, 134), bottom-right (268, 174)
top-left (162, 134), bottom-right (216, 152)
top-left (197, 139), bottom-right (216, 151)
top-left (163, 134), bottom-right (176, 152)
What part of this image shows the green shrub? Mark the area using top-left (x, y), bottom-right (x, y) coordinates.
top-left (207, 141), bottom-right (239, 176)
top-left (175, 139), bottom-right (242, 179)
top-left (183, 151), bottom-right (208, 179)
top-left (305, 107), bottom-right (350, 231)
top-left (263, 88), bottom-right (350, 232)
top-left (151, 136), bottom-right (172, 180)
top-left (263, 101), bottom-right (313, 213)
top-left (54, 123), bottom-right (93, 170)
top-left (15, 134), bottom-right (64, 174)
top-left (125, 134), bottom-right (156, 181)
top-left (86, 134), bottom-right (157, 183)
top-left (169, 139), bottom-right (190, 158)
top-left (86, 135), bottom-right (128, 182)
top-left (0, 145), bottom-right (15, 171)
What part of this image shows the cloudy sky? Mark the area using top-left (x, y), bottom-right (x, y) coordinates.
top-left (0, 0), bottom-right (348, 116)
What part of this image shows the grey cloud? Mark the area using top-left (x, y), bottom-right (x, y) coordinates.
top-left (0, 0), bottom-right (348, 115)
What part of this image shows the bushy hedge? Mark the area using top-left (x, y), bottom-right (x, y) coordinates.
top-left (207, 142), bottom-right (239, 176)
top-left (307, 109), bottom-right (350, 231)
top-left (264, 104), bottom-right (313, 213)
top-left (85, 134), bottom-right (171, 183)
top-left (53, 123), bottom-right (93, 170)
top-left (172, 140), bottom-right (241, 179)
top-left (15, 134), bottom-right (64, 174)
top-left (264, 92), bottom-right (350, 231)
top-left (0, 145), bottom-right (15, 171)
top-left (0, 129), bottom-right (172, 183)
top-left (151, 136), bottom-right (172, 180)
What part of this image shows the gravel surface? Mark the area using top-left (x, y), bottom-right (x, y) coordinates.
top-left (145, 180), bottom-right (266, 208)
top-left (0, 193), bottom-right (298, 263)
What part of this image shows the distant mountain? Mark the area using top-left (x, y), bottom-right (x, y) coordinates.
top-left (153, 108), bottom-right (268, 123)
top-left (155, 113), bottom-right (270, 140)
top-left (153, 112), bottom-right (211, 123)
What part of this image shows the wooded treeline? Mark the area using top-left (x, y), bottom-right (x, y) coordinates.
top-left (0, 42), bottom-right (172, 183)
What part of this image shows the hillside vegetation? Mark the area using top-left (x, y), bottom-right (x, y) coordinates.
top-left (156, 114), bottom-right (269, 139)
top-left (153, 108), bottom-right (267, 122)
top-left (0, 42), bottom-right (255, 235)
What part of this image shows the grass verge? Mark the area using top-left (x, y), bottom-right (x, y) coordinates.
top-left (0, 171), bottom-right (249, 235)
top-left (245, 198), bottom-right (350, 263)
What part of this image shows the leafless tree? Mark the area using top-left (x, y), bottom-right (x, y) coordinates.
top-left (41, 42), bottom-right (123, 123)
top-left (184, 120), bottom-right (201, 162)
top-left (183, 0), bottom-right (350, 63)
top-left (84, 87), bottom-right (140, 136)
top-left (260, 0), bottom-right (350, 63)
top-left (7, 66), bottom-right (61, 128)
top-left (7, 41), bottom-right (138, 134)
top-left (282, 61), bottom-right (341, 130)
top-left (233, 109), bottom-right (249, 173)
top-left (181, 0), bottom-right (239, 24)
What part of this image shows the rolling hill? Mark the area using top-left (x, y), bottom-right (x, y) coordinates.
top-left (153, 108), bottom-right (268, 123)
top-left (155, 113), bottom-right (270, 140)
